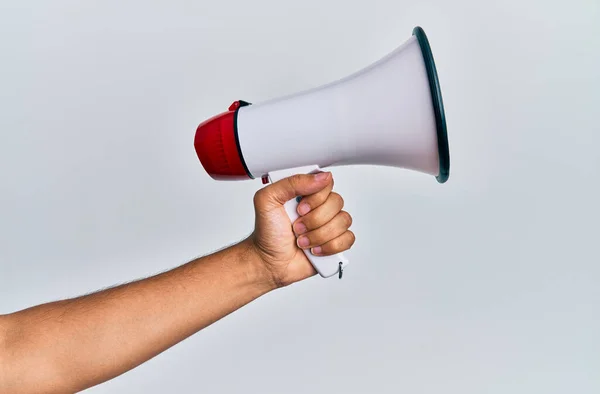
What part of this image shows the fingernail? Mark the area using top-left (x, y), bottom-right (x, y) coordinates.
top-left (297, 236), bottom-right (310, 248)
top-left (312, 246), bottom-right (322, 255)
top-left (314, 172), bottom-right (330, 181)
top-left (294, 222), bottom-right (307, 234)
top-left (298, 203), bottom-right (310, 215)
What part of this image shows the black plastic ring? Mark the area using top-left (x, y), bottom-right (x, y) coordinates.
top-left (412, 26), bottom-right (450, 183)
top-left (233, 101), bottom-right (254, 179)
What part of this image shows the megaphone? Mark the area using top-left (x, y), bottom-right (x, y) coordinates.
top-left (194, 26), bottom-right (450, 279)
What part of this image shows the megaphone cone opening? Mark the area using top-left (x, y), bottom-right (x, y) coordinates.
top-left (412, 26), bottom-right (450, 183)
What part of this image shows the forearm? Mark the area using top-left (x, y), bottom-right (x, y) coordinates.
top-left (0, 238), bottom-right (275, 393)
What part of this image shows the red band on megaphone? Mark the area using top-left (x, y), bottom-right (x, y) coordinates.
top-left (194, 108), bottom-right (250, 180)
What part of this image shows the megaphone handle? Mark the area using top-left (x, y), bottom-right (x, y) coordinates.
top-left (268, 166), bottom-right (350, 279)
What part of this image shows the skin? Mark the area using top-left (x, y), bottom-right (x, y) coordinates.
top-left (0, 172), bottom-right (355, 393)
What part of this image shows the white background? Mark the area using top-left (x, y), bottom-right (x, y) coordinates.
top-left (1, 1), bottom-right (599, 393)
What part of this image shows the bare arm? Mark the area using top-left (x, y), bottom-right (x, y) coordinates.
top-left (0, 172), bottom-right (355, 393)
top-left (0, 240), bottom-right (270, 393)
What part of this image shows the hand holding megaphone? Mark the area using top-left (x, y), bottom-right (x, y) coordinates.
top-left (250, 171), bottom-right (354, 286)
top-left (194, 27), bottom-right (450, 279)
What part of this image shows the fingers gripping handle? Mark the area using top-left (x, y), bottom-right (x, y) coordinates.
top-left (267, 165), bottom-right (349, 279)
top-left (282, 198), bottom-right (349, 278)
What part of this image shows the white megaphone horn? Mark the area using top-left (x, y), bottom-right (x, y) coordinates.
top-left (194, 26), bottom-right (450, 279)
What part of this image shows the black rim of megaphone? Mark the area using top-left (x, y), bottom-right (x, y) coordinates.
top-left (412, 26), bottom-right (450, 184)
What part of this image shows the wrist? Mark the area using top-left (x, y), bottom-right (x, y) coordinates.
top-left (236, 237), bottom-right (279, 293)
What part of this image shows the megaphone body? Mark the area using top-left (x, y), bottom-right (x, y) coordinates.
top-left (195, 27), bottom-right (450, 278)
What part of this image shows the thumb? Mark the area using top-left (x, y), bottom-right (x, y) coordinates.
top-left (255, 172), bottom-right (332, 209)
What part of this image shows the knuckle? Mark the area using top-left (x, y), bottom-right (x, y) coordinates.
top-left (347, 230), bottom-right (356, 247)
top-left (289, 174), bottom-right (305, 187)
top-left (341, 211), bottom-right (353, 227)
top-left (286, 177), bottom-right (297, 191)
top-left (331, 192), bottom-right (344, 208)
top-left (253, 189), bottom-right (267, 206)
